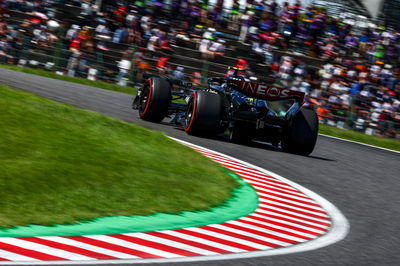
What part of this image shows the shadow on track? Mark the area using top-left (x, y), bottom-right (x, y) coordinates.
top-left (168, 125), bottom-right (337, 162)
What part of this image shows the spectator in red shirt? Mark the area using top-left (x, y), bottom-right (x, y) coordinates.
top-left (156, 56), bottom-right (171, 75)
top-left (159, 37), bottom-right (173, 54)
top-left (69, 37), bottom-right (81, 52)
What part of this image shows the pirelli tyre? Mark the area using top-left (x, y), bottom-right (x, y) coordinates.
top-left (281, 107), bottom-right (318, 156)
top-left (138, 77), bottom-right (171, 122)
top-left (184, 90), bottom-right (223, 136)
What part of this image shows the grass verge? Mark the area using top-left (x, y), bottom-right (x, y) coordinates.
top-left (1, 64), bottom-right (398, 151)
top-left (319, 124), bottom-right (400, 152)
top-left (0, 64), bottom-right (137, 95)
top-left (0, 85), bottom-right (238, 228)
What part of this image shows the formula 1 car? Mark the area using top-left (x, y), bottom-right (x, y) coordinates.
top-left (132, 68), bottom-right (318, 156)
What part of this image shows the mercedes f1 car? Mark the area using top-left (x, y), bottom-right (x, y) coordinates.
top-left (132, 68), bottom-right (318, 156)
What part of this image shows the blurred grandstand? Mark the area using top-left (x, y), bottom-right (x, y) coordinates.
top-left (0, 0), bottom-right (399, 139)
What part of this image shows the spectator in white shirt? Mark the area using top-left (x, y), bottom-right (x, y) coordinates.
top-left (199, 37), bottom-right (213, 60)
top-left (209, 39), bottom-right (226, 59)
top-left (116, 53), bottom-right (131, 86)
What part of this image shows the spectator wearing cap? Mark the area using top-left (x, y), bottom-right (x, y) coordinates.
top-left (293, 61), bottom-right (306, 78)
top-left (172, 66), bottom-right (185, 81)
top-left (156, 56), bottom-right (171, 76)
top-left (126, 9), bottom-right (138, 25)
top-left (147, 31), bottom-right (160, 58)
top-left (209, 38), bottom-right (226, 61)
top-left (95, 19), bottom-right (110, 37)
top-left (234, 58), bottom-right (248, 75)
top-left (66, 24), bottom-right (80, 42)
top-left (278, 56), bottom-right (294, 81)
top-left (80, 0), bottom-right (93, 17)
top-left (175, 30), bottom-right (191, 47)
top-left (199, 35), bottom-right (214, 60)
top-left (202, 27), bottom-right (215, 40)
top-left (112, 24), bottom-right (128, 43)
top-left (140, 13), bottom-right (152, 38)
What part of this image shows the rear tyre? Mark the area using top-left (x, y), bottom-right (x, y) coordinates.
top-left (139, 77), bottom-right (171, 122)
top-left (184, 90), bottom-right (223, 136)
top-left (281, 107), bottom-right (318, 156)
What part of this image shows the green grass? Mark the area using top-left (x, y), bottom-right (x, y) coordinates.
top-left (0, 64), bottom-right (137, 95)
top-left (319, 124), bottom-right (400, 151)
top-left (0, 85), bottom-right (237, 228)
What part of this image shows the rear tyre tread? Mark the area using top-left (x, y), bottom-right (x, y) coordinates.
top-left (185, 90), bottom-right (223, 136)
top-left (281, 107), bottom-right (318, 156)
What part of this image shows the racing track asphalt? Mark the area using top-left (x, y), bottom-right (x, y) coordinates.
top-left (0, 69), bottom-right (399, 266)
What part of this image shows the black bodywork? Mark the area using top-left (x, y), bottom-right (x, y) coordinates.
top-left (132, 70), bottom-right (310, 148)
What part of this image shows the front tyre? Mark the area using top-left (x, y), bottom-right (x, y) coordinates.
top-left (281, 107), bottom-right (318, 156)
top-left (138, 77), bottom-right (171, 122)
top-left (184, 90), bottom-right (223, 136)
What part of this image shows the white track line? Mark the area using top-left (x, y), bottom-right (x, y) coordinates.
top-left (319, 134), bottom-right (400, 154)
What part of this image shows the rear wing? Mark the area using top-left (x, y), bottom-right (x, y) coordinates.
top-left (227, 79), bottom-right (304, 104)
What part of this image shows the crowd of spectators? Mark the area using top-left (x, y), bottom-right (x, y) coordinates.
top-left (0, 0), bottom-right (399, 138)
top-left (273, 55), bottom-right (400, 138)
